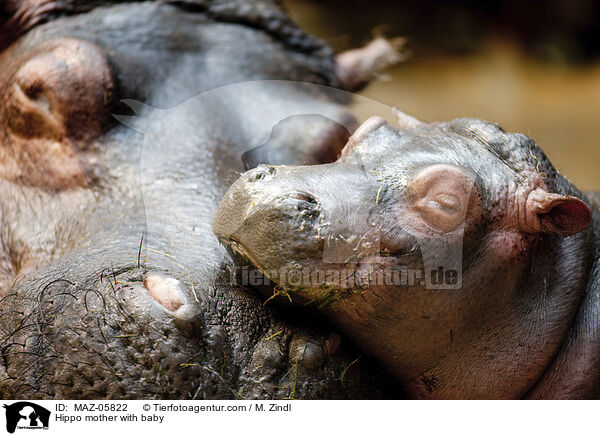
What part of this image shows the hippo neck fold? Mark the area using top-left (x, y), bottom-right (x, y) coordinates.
top-left (525, 216), bottom-right (600, 399)
top-left (322, 224), bottom-right (598, 399)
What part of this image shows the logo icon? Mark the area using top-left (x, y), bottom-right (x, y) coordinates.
top-left (2, 402), bottom-right (50, 433)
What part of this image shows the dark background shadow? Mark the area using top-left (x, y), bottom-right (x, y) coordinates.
top-left (285, 0), bottom-right (600, 190)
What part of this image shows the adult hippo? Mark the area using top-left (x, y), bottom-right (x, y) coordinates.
top-left (214, 113), bottom-right (600, 399)
top-left (0, 0), bottom-right (403, 399)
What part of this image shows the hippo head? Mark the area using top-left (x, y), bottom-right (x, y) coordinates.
top-left (214, 112), bottom-right (594, 398)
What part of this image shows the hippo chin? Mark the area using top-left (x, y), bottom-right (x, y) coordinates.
top-left (214, 113), bottom-right (600, 399)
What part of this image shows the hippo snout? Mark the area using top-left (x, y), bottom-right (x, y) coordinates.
top-left (240, 165), bottom-right (320, 211)
top-left (214, 166), bottom-right (320, 239)
top-left (213, 166), bottom-right (324, 278)
top-left (245, 164), bottom-right (278, 182)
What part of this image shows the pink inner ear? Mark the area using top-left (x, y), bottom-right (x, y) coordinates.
top-left (541, 199), bottom-right (592, 236)
top-left (525, 188), bottom-right (592, 236)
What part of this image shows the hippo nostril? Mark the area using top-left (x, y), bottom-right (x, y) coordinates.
top-left (286, 191), bottom-right (317, 204)
top-left (248, 165), bottom-right (276, 182)
top-left (284, 192), bottom-right (319, 213)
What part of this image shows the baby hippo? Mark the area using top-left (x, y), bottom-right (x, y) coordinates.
top-left (213, 112), bottom-right (599, 399)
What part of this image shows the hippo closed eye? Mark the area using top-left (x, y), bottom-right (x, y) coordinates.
top-left (214, 112), bottom-right (599, 399)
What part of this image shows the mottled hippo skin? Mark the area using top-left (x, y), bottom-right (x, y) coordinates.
top-left (0, 0), bottom-right (402, 399)
top-left (214, 113), bottom-right (600, 399)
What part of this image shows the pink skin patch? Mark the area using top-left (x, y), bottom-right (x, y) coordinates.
top-left (335, 37), bottom-right (406, 91)
top-left (143, 274), bottom-right (184, 312)
top-left (0, 38), bottom-right (115, 190)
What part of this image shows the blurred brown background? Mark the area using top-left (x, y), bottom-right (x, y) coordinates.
top-left (284, 0), bottom-right (600, 190)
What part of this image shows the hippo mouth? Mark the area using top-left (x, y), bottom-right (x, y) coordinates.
top-left (221, 237), bottom-right (265, 273)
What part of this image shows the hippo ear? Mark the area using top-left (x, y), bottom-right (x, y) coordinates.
top-left (524, 188), bottom-right (592, 237)
top-left (392, 107), bottom-right (422, 129)
top-left (340, 116), bottom-right (386, 157)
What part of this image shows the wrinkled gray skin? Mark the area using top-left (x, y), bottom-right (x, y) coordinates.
top-left (0, 2), bottom-right (399, 399)
top-left (214, 115), bottom-right (600, 399)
